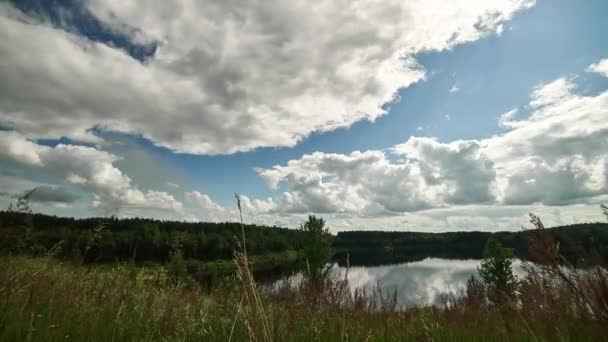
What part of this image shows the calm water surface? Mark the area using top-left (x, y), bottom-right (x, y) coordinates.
top-left (275, 258), bottom-right (528, 308)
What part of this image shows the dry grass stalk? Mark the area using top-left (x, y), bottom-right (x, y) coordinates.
top-left (232, 193), bottom-right (273, 342)
top-left (524, 210), bottom-right (608, 322)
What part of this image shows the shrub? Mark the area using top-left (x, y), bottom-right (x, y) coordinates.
top-left (478, 238), bottom-right (517, 304)
top-left (299, 215), bottom-right (332, 282)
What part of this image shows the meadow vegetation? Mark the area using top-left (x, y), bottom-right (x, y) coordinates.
top-left (0, 193), bottom-right (607, 340)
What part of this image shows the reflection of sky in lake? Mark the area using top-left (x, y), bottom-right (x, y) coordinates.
top-left (330, 258), bottom-right (528, 308)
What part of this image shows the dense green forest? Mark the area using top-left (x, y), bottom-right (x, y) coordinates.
top-left (3, 211), bottom-right (608, 270)
top-left (333, 223), bottom-right (608, 266)
top-left (0, 211), bottom-right (307, 264)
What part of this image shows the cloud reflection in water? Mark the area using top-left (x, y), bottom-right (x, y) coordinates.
top-left (331, 258), bottom-right (527, 308)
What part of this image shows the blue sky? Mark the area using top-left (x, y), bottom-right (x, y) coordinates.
top-left (117, 0), bottom-right (608, 206)
top-left (1, 0), bottom-right (607, 231)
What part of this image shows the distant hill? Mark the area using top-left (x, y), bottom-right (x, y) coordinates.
top-left (333, 223), bottom-right (608, 266)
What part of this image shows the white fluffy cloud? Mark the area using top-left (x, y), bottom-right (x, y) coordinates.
top-left (487, 76), bottom-right (608, 205)
top-left (498, 109), bottom-right (521, 129)
top-left (1, 57), bottom-right (605, 230)
top-left (256, 62), bottom-right (608, 216)
top-left (587, 58), bottom-right (608, 77)
top-left (0, 0), bottom-right (533, 154)
top-left (258, 138), bottom-right (497, 215)
top-left (184, 191), bottom-right (287, 225)
top-left (186, 191), bottom-right (223, 212)
top-left (0, 131), bottom-right (183, 214)
top-left (131, 61), bottom-right (608, 229)
top-left (184, 191), bottom-right (229, 221)
top-left (2, 1), bottom-right (606, 232)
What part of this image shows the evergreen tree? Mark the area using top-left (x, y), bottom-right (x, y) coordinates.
top-left (478, 238), bottom-right (517, 304)
top-left (299, 215), bottom-right (332, 281)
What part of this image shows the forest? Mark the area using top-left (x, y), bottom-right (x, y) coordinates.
top-left (3, 210), bottom-right (608, 270)
top-left (0, 211), bottom-right (306, 262)
top-left (333, 223), bottom-right (608, 266)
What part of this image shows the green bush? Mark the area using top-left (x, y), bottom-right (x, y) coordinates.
top-left (478, 238), bottom-right (517, 304)
top-left (299, 215), bottom-right (332, 281)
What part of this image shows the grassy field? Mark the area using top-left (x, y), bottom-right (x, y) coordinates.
top-left (0, 253), bottom-right (606, 341)
top-left (1, 205), bottom-right (606, 341)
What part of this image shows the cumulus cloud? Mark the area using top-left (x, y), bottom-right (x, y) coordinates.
top-left (0, 131), bottom-right (183, 214)
top-left (3, 58), bottom-right (601, 229)
top-left (186, 191), bottom-right (224, 212)
top-left (497, 109), bottom-right (521, 129)
top-left (240, 204), bottom-right (604, 233)
top-left (256, 65), bottom-right (608, 215)
top-left (2, 1), bottom-right (604, 232)
top-left (395, 138), bottom-right (496, 205)
top-left (143, 62), bottom-right (608, 228)
top-left (0, 131), bottom-right (44, 166)
top-left (1, 0), bottom-right (533, 154)
top-left (486, 76), bottom-right (608, 205)
top-left (184, 191), bottom-right (280, 224)
top-left (258, 137), bottom-right (496, 216)
top-left (587, 58), bottom-right (608, 77)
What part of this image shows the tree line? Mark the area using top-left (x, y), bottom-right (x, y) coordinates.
top-left (333, 222), bottom-right (608, 266)
top-left (3, 207), bottom-right (606, 269)
top-left (0, 211), bottom-right (308, 264)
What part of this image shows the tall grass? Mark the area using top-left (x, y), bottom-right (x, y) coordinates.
top-left (0, 253), bottom-right (606, 341)
top-left (0, 257), bottom-right (234, 341)
top-left (521, 213), bottom-right (608, 323)
top-left (232, 193), bottom-right (273, 342)
top-left (1, 205), bottom-right (607, 340)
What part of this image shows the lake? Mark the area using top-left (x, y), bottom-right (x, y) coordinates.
top-left (274, 258), bottom-right (529, 308)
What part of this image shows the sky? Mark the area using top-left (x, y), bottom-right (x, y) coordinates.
top-left (1, 0), bottom-right (607, 233)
